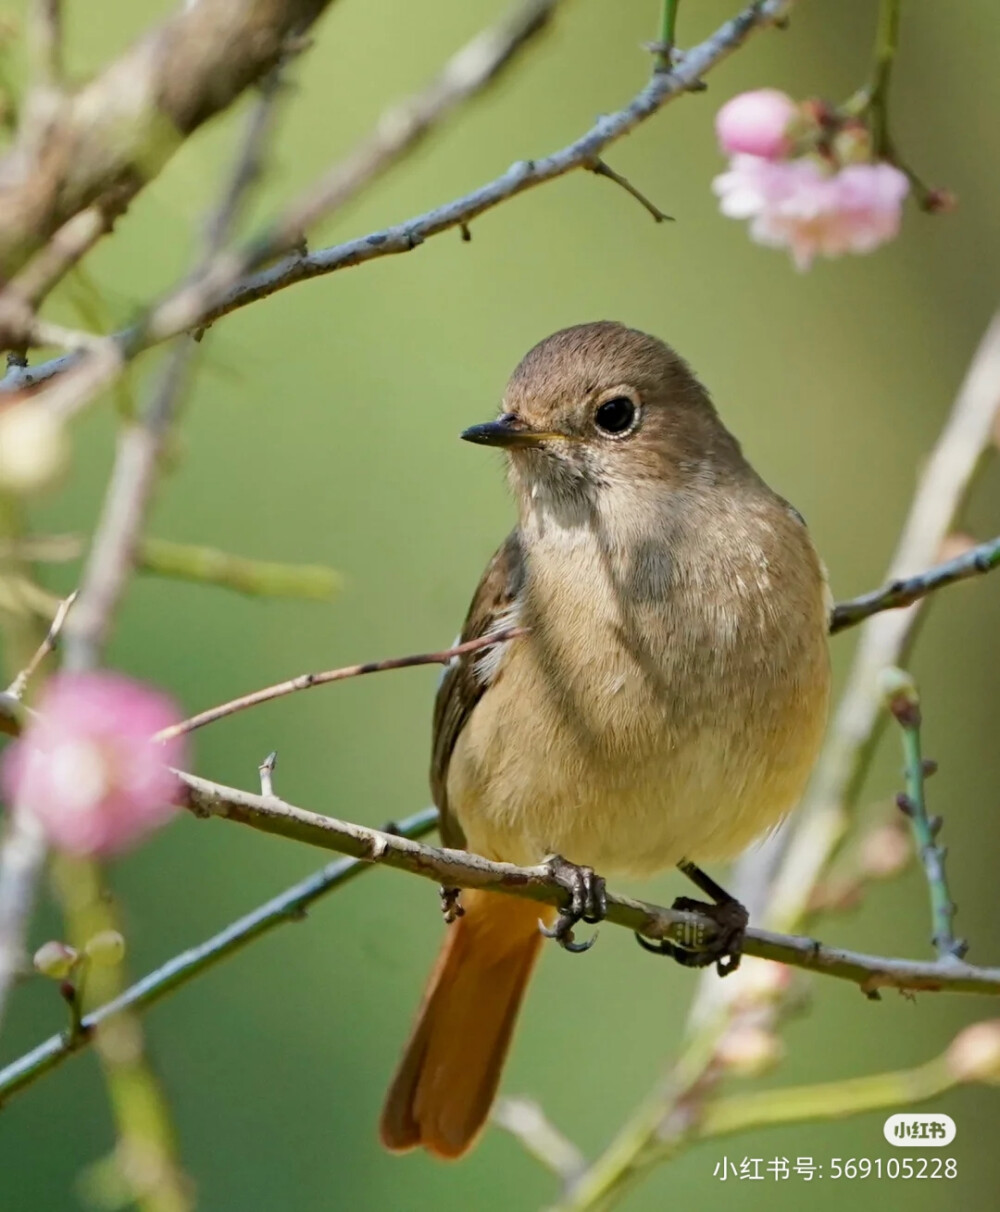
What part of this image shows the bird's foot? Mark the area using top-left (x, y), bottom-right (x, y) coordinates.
top-left (635, 895), bottom-right (748, 975)
top-left (636, 861), bottom-right (749, 977)
top-left (539, 855), bottom-right (607, 954)
top-left (439, 885), bottom-right (464, 924)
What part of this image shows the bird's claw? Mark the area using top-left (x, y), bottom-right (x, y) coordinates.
top-left (439, 885), bottom-right (464, 924)
top-left (635, 894), bottom-right (748, 977)
top-left (539, 855), bottom-right (607, 953)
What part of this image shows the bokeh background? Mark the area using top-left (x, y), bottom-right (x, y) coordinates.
top-left (2, 0), bottom-right (1000, 1208)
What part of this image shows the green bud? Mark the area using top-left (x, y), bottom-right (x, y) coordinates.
top-left (84, 930), bottom-right (126, 967)
top-left (877, 666), bottom-right (921, 726)
top-left (33, 941), bottom-right (79, 979)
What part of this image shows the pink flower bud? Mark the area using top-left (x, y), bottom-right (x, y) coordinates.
top-left (1, 672), bottom-right (188, 857)
top-left (715, 89), bottom-right (797, 161)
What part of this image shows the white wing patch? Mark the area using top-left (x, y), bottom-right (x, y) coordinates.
top-left (473, 600), bottom-right (521, 687)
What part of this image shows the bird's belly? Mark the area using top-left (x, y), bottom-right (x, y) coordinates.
top-left (447, 642), bottom-right (827, 878)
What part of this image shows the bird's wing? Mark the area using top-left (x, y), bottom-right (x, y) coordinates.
top-left (431, 529), bottom-right (524, 849)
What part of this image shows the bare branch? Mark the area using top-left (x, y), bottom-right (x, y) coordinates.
top-left (154, 628), bottom-right (525, 742)
top-left (4, 588), bottom-right (76, 700)
top-left (882, 670), bottom-right (967, 960)
top-left (176, 769), bottom-right (1000, 998)
top-left (63, 67), bottom-right (288, 671)
top-left (1, 0), bottom-right (791, 396)
top-left (257, 750), bottom-right (277, 797)
top-left (23, 0), bottom-right (567, 418)
top-left (830, 533), bottom-right (1000, 632)
top-left (587, 158), bottom-right (673, 223)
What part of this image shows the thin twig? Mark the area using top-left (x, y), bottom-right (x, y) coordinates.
top-left (175, 770), bottom-right (1000, 998)
top-left (61, 340), bottom-right (198, 670)
top-left (883, 671), bottom-right (966, 961)
top-left (155, 628), bottom-right (525, 742)
top-left (0, 806), bottom-right (439, 1105)
top-left (588, 159), bottom-right (673, 222)
top-left (866, 0), bottom-right (901, 157)
top-left (1, 0), bottom-right (791, 397)
top-left (63, 71), bottom-right (287, 672)
top-left (4, 590), bottom-right (76, 701)
top-left (653, 0), bottom-right (680, 73)
top-left (258, 751), bottom-right (277, 797)
top-left (26, 0), bottom-right (566, 419)
top-left (138, 537), bottom-right (340, 601)
top-left (830, 533), bottom-right (1000, 632)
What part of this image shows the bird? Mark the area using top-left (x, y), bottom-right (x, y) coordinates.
top-left (379, 322), bottom-right (831, 1159)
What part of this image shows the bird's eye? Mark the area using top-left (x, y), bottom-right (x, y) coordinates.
top-left (594, 396), bottom-right (637, 435)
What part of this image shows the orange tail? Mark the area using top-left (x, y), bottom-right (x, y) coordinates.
top-left (380, 889), bottom-right (552, 1159)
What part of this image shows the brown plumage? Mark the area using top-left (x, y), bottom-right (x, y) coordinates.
top-left (380, 323), bottom-right (831, 1158)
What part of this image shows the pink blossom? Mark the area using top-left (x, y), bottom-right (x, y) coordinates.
top-left (713, 155), bottom-right (910, 269)
top-left (715, 89), bottom-right (798, 161)
top-left (1, 672), bottom-right (187, 857)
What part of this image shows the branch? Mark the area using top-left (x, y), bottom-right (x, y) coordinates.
top-left (176, 770), bottom-right (1000, 997)
top-left (63, 69), bottom-right (286, 671)
top-left (137, 538), bottom-right (340, 601)
top-left (1, 0), bottom-right (791, 394)
top-left (0, 0), bottom-right (337, 281)
top-left (830, 533), bottom-right (1000, 632)
top-left (4, 588), bottom-right (75, 700)
top-left (882, 670), bottom-right (966, 961)
top-left (20, 0), bottom-right (566, 419)
top-left (155, 628), bottom-right (525, 742)
top-left (0, 806), bottom-right (438, 1105)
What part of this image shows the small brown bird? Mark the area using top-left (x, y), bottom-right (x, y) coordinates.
top-left (380, 322), bottom-right (830, 1159)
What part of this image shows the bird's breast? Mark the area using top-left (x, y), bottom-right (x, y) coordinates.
top-left (448, 502), bottom-right (831, 876)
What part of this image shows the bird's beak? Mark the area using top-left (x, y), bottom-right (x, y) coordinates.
top-left (460, 413), bottom-right (561, 448)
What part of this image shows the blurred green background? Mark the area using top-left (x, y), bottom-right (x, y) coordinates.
top-left (2, 0), bottom-right (1000, 1208)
